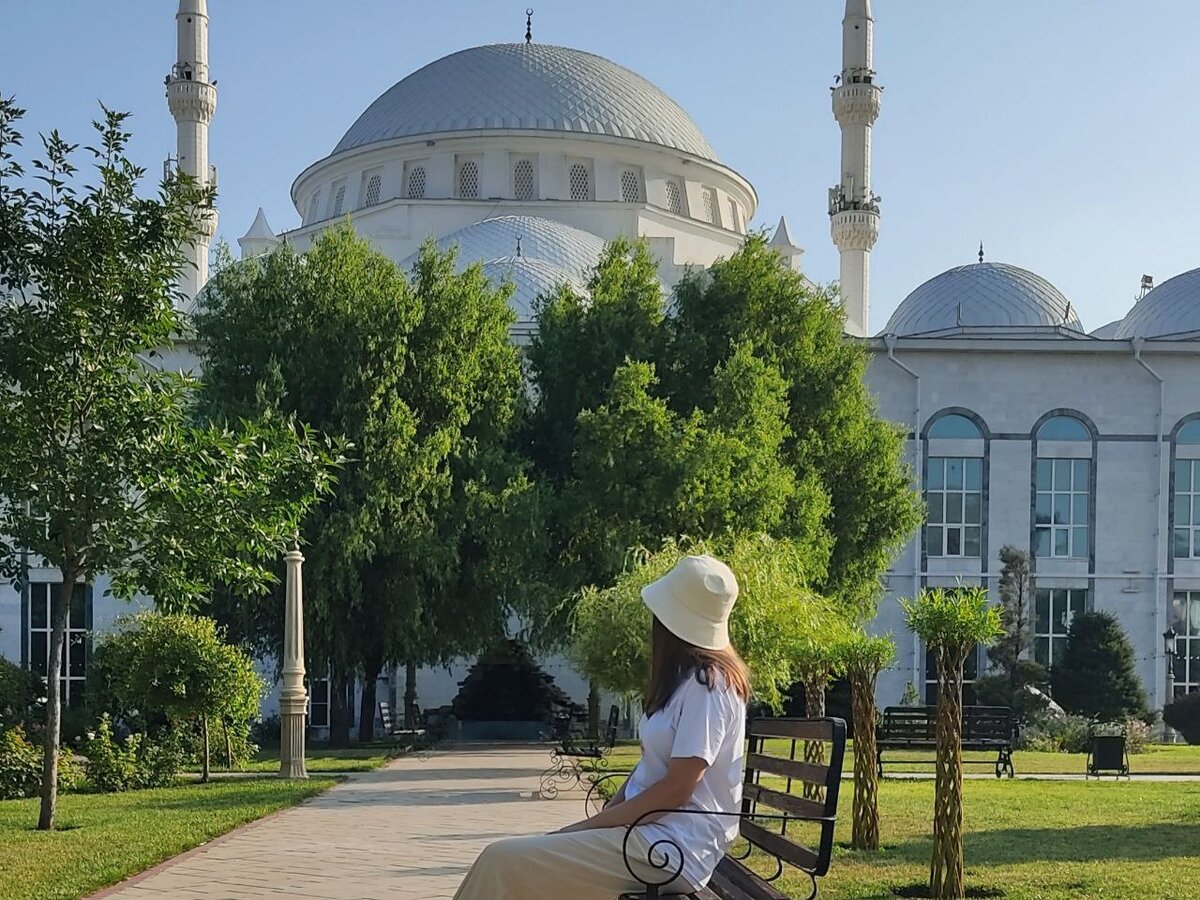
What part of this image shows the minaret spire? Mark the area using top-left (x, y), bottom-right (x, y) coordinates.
top-left (166, 0), bottom-right (218, 307)
top-left (828, 0), bottom-right (882, 337)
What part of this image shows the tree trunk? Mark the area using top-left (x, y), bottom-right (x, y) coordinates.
top-left (328, 671), bottom-right (351, 747)
top-left (358, 660), bottom-right (382, 743)
top-left (404, 661), bottom-right (418, 729)
top-left (930, 645), bottom-right (966, 899)
top-left (803, 679), bottom-right (826, 801)
top-left (850, 669), bottom-right (881, 851)
top-left (38, 568), bottom-right (77, 831)
top-left (200, 715), bottom-right (211, 783)
top-left (587, 681), bottom-right (600, 741)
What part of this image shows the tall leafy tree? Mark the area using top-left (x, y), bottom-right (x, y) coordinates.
top-left (0, 100), bottom-right (337, 829)
top-left (197, 227), bottom-right (529, 739)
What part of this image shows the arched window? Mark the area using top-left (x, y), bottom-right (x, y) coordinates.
top-left (1038, 415), bottom-right (1091, 441)
top-left (701, 187), bottom-right (716, 224)
top-left (1178, 420), bottom-right (1200, 444)
top-left (569, 163), bottom-right (591, 201)
top-left (620, 169), bottom-right (642, 203)
top-left (306, 190), bottom-right (321, 223)
top-left (513, 159), bottom-right (535, 201)
top-left (407, 165), bottom-right (426, 199)
top-left (458, 160), bottom-right (479, 200)
top-left (728, 199), bottom-right (741, 232)
top-left (927, 414), bottom-right (983, 439)
top-left (329, 184), bottom-right (346, 217)
top-left (362, 174), bottom-right (382, 208)
top-left (664, 179), bottom-right (683, 214)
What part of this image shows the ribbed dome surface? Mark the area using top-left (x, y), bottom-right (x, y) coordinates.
top-left (333, 43), bottom-right (718, 161)
top-left (1114, 268), bottom-right (1200, 339)
top-left (882, 262), bottom-right (1082, 336)
top-left (400, 216), bottom-right (607, 321)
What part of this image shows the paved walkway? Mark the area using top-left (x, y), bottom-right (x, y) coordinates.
top-left (94, 746), bottom-right (582, 900)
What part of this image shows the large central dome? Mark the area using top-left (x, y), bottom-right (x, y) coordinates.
top-left (332, 43), bottom-right (719, 161)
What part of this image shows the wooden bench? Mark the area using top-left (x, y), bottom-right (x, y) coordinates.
top-left (611, 716), bottom-right (847, 900)
top-left (541, 704), bottom-right (622, 798)
top-left (876, 705), bottom-right (1015, 779)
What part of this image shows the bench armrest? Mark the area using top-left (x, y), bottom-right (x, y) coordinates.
top-left (584, 770), bottom-right (636, 818)
top-left (620, 807), bottom-right (834, 893)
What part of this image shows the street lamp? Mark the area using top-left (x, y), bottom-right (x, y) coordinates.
top-left (279, 545), bottom-right (308, 779)
top-left (1164, 627), bottom-right (1178, 744)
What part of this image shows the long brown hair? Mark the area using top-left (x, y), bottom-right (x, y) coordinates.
top-left (644, 617), bottom-right (751, 716)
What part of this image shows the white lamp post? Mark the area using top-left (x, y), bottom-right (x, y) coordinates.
top-left (279, 545), bottom-right (308, 778)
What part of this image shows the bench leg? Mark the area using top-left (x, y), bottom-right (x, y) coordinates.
top-left (876, 746), bottom-right (883, 779)
top-left (996, 749), bottom-right (1014, 779)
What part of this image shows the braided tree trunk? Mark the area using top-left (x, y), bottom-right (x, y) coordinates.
top-left (849, 669), bottom-right (880, 851)
top-left (930, 644), bottom-right (967, 899)
top-left (803, 680), bottom-right (826, 802)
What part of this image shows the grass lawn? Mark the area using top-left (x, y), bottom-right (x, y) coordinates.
top-left (0, 778), bottom-right (335, 900)
top-left (597, 748), bottom-right (1200, 898)
top-left (189, 743), bottom-right (396, 774)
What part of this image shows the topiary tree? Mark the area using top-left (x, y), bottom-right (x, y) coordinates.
top-left (834, 630), bottom-right (895, 851)
top-left (1051, 611), bottom-right (1148, 723)
top-left (975, 546), bottom-right (1048, 722)
top-left (452, 639), bottom-right (578, 723)
top-left (1163, 692), bottom-right (1200, 745)
top-left (903, 587), bottom-right (1002, 900)
top-left (91, 613), bottom-right (264, 782)
top-left (793, 623), bottom-right (848, 801)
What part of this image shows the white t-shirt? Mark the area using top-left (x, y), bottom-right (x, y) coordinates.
top-left (623, 670), bottom-right (746, 890)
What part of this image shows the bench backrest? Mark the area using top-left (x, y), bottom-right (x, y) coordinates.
top-left (963, 705), bottom-right (1015, 741)
top-left (880, 705), bottom-right (1014, 742)
top-left (605, 704), bottom-right (620, 746)
top-left (741, 717), bottom-right (847, 878)
top-left (378, 701), bottom-right (393, 733)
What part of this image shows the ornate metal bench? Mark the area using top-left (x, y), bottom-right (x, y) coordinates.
top-left (876, 705), bottom-right (1015, 778)
top-left (540, 703), bottom-right (621, 798)
top-left (378, 700), bottom-right (449, 759)
top-left (595, 717), bottom-right (847, 900)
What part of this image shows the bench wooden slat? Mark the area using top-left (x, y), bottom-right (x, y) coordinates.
top-left (748, 718), bottom-right (838, 742)
top-left (705, 856), bottom-right (789, 900)
top-left (743, 783), bottom-right (826, 820)
top-left (745, 752), bottom-right (830, 788)
top-left (739, 819), bottom-right (821, 872)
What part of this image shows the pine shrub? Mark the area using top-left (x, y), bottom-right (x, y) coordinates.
top-left (1164, 692), bottom-right (1200, 745)
top-left (1050, 611), bottom-right (1149, 722)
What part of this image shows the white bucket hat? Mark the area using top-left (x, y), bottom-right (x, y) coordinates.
top-left (641, 554), bottom-right (739, 651)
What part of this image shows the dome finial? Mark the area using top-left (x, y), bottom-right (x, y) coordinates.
top-left (978, 242), bottom-right (985, 264)
top-left (525, 8), bottom-right (533, 44)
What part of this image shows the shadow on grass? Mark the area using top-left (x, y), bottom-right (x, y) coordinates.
top-left (895, 824), bottom-right (1200, 865)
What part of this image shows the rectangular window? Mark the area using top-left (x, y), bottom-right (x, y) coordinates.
top-left (28, 582), bottom-right (90, 708)
top-left (1035, 458), bottom-right (1089, 558)
top-left (1171, 592), bottom-right (1200, 697)
top-left (924, 644), bottom-right (979, 706)
top-left (308, 678), bottom-right (330, 728)
top-left (1174, 460), bottom-right (1200, 559)
top-left (1034, 587), bottom-right (1087, 667)
top-left (925, 457), bottom-right (983, 558)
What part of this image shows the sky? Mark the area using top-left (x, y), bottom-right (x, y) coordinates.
top-left (3, 1), bottom-right (1199, 331)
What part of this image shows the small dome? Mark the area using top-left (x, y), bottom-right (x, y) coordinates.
top-left (334, 43), bottom-right (719, 161)
top-left (1113, 268), bottom-right (1200, 340)
top-left (882, 262), bottom-right (1082, 337)
top-left (400, 216), bottom-right (607, 322)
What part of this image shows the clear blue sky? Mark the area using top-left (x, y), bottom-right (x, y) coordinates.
top-left (4, 1), bottom-right (1198, 330)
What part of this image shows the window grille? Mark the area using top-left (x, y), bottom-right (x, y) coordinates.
top-left (309, 679), bottom-right (331, 728)
top-left (513, 159), bottom-right (535, 200)
top-left (1170, 592), bottom-right (1200, 696)
top-left (330, 184), bottom-right (346, 217)
top-left (925, 457), bottom-right (983, 557)
top-left (1034, 458), bottom-right (1089, 558)
top-left (28, 582), bottom-right (90, 709)
top-left (925, 642), bottom-right (979, 705)
top-left (620, 169), bottom-right (641, 203)
top-left (569, 163), bottom-right (591, 201)
top-left (1034, 588), bottom-right (1087, 667)
top-left (664, 180), bottom-right (683, 214)
top-left (307, 191), bottom-right (321, 222)
top-left (929, 414), bottom-right (983, 439)
top-left (701, 187), bottom-right (716, 224)
top-left (363, 174), bottom-right (382, 208)
top-left (407, 166), bottom-right (426, 199)
top-left (458, 160), bottom-right (480, 199)
top-left (1175, 459), bottom-right (1200, 558)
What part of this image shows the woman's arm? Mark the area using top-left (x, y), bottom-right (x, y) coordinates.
top-left (559, 757), bottom-right (707, 832)
top-left (602, 766), bottom-right (634, 809)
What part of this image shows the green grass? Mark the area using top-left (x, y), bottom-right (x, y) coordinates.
top-left (190, 744), bottom-right (395, 774)
top-left (0, 778), bottom-right (335, 900)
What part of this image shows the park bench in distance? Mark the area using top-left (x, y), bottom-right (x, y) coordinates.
top-left (876, 705), bottom-right (1015, 778)
top-left (598, 717), bottom-right (847, 900)
top-left (540, 704), bottom-right (622, 798)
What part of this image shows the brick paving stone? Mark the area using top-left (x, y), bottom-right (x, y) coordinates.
top-left (92, 746), bottom-right (584, 900)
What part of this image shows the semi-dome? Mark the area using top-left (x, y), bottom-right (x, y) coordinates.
top-left (1113, 268), bottom-right (1200, 340)
top-left (333, 43), bottom-right (719, 161)
top-left (399, 215), bottom-right (607, 322)
top-left (882, 262), bottom-right (1082, 337)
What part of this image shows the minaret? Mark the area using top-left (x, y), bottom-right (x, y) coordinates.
top-left (166, 0), bottom-right (218, 304)
top-left (829, 0), bottom-right (882, 337)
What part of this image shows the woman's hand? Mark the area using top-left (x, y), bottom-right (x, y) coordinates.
top-left (551, 820), bottom-right (590, 835)
top-left (562, 756), bottom-right (709, 833)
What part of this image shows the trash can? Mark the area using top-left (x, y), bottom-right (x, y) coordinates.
top-left (1087, 732), bottom-right (1129, 778)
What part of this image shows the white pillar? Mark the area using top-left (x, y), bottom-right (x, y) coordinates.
top-left (279, 546), bottom-right (308, 779)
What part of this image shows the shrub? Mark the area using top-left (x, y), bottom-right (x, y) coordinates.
top-left (1051, 611), bottom-right (1149, 722)
top-left (1164, 692), bottom-right (1200, 745)
top-left (0, 658), bottom-right (39, 731)
top-left (975, 659), bottom-right (1050, 723)
top-left (82, 715), bottom-right (185, 792)
top-left (1020, 713), bottom-right (1151, 754)
top-left (0, 726), bottom-right (82, 799)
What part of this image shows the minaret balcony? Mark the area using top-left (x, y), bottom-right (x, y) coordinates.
top-left (166, 79), bottom-right (217, 122)
top-left (830, 207), bottom-right (879, 252)
top-left (832, 82), bottom-right (882, 126)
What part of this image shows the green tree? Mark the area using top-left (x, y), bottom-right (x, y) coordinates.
top-left (197, 227), bottom-right (530, 740)
top-left (0, 100), bottom-right (336, 829)
top-left (903, 587), bottom-right (1002, 900)
top-left (975, 546), bottom-right (1047, 721)
top-left (91, 613), bottom-right (263, 781)
top-left (834, 630), bottom-right (895, 851)
top-left (1051, 611), bottom-right (1149, 722)
top-left (666, 236), bottom-right (921, 614)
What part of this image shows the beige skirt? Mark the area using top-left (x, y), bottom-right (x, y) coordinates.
top-left (453, 826), bottom-right (695, 899)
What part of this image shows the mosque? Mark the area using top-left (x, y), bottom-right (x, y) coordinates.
top-left (5, 0), bottom-right (1198, 733)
